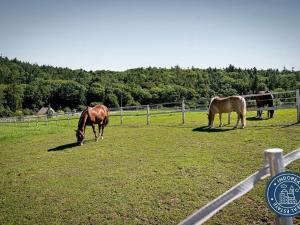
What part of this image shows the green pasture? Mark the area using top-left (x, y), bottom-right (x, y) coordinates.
top-left (0, 109), bottom-right (299, 225)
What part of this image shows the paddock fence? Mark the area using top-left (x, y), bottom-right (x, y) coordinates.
top-left (0, 90), bottom-right (299, 127)
top-left (179, 147), bottom-right (300, 225)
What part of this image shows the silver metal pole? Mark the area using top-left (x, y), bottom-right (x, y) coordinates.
top-left (264, 148), bottom-right (293, 225)
top-left (296, 89), bottom-right (300, 123)
top-left (120, 106), bottom-right (123, 125)
top-left (68, 113), bottom-right (70, 127)
top-left (147, 105), bottom-right (150, 126)
top-left (182, 100), bottom-right (185, 124)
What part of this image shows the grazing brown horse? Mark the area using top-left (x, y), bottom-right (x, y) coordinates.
top-left (75, 104), bottom-right (109, 145)
top-left (255, 91), bottom-right (274, 118)
top-left (208, 96), bottom-right (246, 128)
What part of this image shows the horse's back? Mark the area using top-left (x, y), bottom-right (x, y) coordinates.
top-left (210, 96), bottom-right (244, 113)
top-left (88, 104), bottom-right (109, 123)
top-left (93, 104), bottom-right (109, 114)
top-left (256, 91), bottom-right (274, 106)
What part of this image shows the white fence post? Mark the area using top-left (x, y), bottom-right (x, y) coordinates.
top-left (147, 105), bottom-right (150, 126)
top-left (182, 100), bottom-right (185, 124)
top-left (120, 107), bottom-right (123, 125)
top-left (296, 89), bottom-right (300, 123)
top-left (264, 148), bottom-right (293, 225)
top-left (68, 113), bottom-right (70, 127)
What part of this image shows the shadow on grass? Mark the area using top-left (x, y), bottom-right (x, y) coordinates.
top-left (48, 142), bottom-right (79, 151)
top-left (48, 139), bottom-right (97, 152)
top-left (246, 116), bottom-right (270, 121)
top-left (192, 125), bottom-right (235, 132)
top-left (280, 122), bottom-right (299, 128)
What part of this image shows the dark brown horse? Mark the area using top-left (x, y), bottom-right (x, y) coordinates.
top-left (255, 91), bottom-right (274, 118)
top-left (75, 104), bottom-right (109, 145)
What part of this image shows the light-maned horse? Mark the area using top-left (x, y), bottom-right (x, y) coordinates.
top-left (75, 104), bottom-right (109, 145)
top-left (208, 96), bottom-right (246, 128)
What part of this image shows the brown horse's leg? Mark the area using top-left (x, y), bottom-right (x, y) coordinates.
top-left (82, 126), bottom-right (86, 145)
top-left (209, 113), bottom-right (215, 128)
top-left (219, 113), bottom-right (223, 127)
top-left (240, 113), bottom-right (245, 128)
top-left (100, 124), bottom-right (104, 139)
top-left (228, 113), bottom-right (231, 124)
top-left (91, 124), bottom-right (97, 142)
top-left (234, 112), bottom-right (240, 128)
top-left (97, 124), bottom-right (100, 140)
top-left (98, 123), bottom-right (103, 140)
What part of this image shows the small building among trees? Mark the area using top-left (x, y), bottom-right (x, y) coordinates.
top-left (36, 106), bottom-right (55, 116)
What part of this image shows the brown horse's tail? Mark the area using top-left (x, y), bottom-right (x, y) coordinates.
top-left (241, 97), bottom-right (247, 127)
top-left (103, 108), bottom-right (109, 126)
top-left (104, 116), bottom-right (109, 126)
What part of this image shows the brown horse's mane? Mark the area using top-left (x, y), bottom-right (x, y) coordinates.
top-left (77, 109), bottom-right (88, 132)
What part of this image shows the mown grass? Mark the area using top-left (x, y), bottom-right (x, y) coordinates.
top-left (0, 109), bottom-right (299, 225)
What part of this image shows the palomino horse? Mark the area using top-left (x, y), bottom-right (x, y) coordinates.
top-left (208, 96), bottom-right (246, 128)
top-left (255, 91), bottom-right (274, 118)
top-left (75, 104), bottom-right (109, 145)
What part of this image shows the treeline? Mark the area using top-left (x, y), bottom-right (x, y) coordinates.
top-left (0, 56), bottom-right (299, 117)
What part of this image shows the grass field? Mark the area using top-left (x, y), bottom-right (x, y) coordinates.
top-left (0, 109), bottom-right (299, 225)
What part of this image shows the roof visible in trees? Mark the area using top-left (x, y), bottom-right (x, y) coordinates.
top-left (36, 107), bottom-right (55, 115)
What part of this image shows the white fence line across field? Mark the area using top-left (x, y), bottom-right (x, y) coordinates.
top-left (241, 90), bottom-right (296, 98)
top-left (0, 90), bottom-right (299, 125)
top-left (179, 148), bottom-right (300, 225)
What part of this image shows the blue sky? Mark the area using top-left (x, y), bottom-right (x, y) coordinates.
top-left (0, 0), bottom-right (299, 71)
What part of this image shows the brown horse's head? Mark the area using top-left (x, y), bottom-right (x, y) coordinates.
top-left (75, 130), bottom-right (84, 145)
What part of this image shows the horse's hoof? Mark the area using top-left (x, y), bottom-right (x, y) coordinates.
top-left (101, 136), bottom-right (104, 140)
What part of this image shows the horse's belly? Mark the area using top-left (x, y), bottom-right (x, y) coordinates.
top-left (218, 106), bottom-right (232, 113)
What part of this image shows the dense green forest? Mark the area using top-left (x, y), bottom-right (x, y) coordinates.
top-left (0, 56), bottom-right (299, 117)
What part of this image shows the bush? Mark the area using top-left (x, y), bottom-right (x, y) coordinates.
top-left (63, 107), bottom-right (71, 113)
top-left (257, 83), bottom-right (267, 91)
top-left (22, 108), bottom-right (33, 116)
top-left (105, 93), bottom-right (119, 108)
top-left (126, 100), bottom-right (140, 106)
top-left (56, 110), bottom-right (64, 114)
top-left (14, 110), bottom-right (24, 117)
top-left (0, 106), bottom-right (13, 117)
top-left (89, 102), bottom-right (103, 107)
top-left (77, 105), bottom-right (87, 111)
